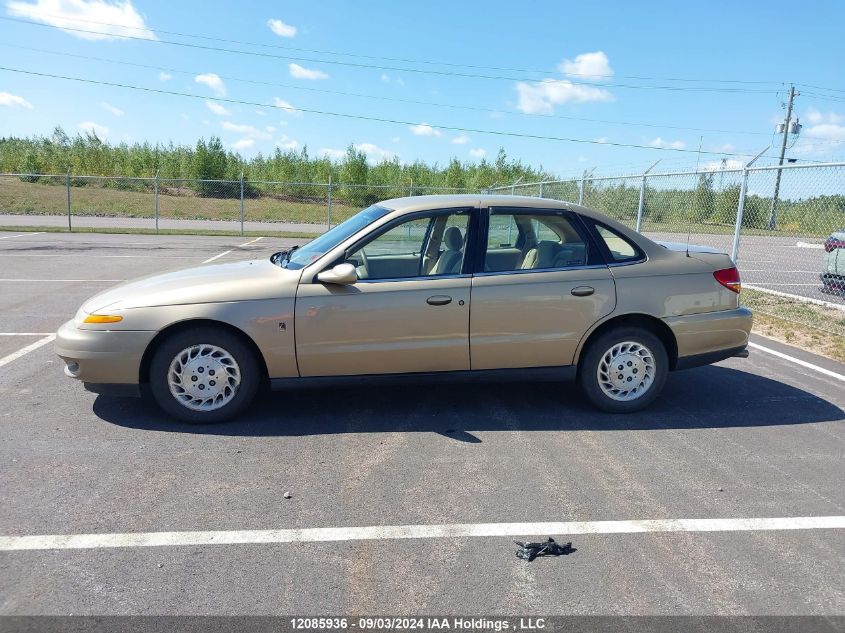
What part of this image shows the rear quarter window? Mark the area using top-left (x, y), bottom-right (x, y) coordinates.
top-left (591, 222), bottom-right (645, 264)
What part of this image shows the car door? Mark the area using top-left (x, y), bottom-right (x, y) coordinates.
top-left (470, 206), bottom-right (616, 370)
top-left (294, 207), bottom-right (475, 377)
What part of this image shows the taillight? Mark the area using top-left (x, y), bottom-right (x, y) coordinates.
top-left (714, 267), bottom-right (741, 293)
top-left (825, 238), bottom-right (845, 252)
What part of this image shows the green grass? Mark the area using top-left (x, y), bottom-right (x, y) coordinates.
top-left (742, 288), bottom-right (845, 338)
top-left (742, 287), bottom-right (845, 362)
top-left (0, 176), bottom-right (362, 225)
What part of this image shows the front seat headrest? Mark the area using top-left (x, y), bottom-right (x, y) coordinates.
top-left (443, 226), bottom-right (463, 251)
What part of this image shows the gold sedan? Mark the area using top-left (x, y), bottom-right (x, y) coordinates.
top-left (56, 195), bottom-right (752, 422)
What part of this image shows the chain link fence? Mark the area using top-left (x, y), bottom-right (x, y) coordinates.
top-left (2, 165), bottom-right (844, 340)
top-left (0, 173), bottom-right (479, 234)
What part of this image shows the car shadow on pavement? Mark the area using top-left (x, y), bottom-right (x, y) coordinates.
top-left (93, 365), bottom-right (844, 440)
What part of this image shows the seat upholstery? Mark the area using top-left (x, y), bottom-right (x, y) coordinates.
top-left (430, 226), bottom-right (464, 274)
top-left (520, 246), bottom-right (538, 269)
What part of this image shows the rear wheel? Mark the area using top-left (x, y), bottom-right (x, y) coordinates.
top-left (579, 326), bottom-right (668, 413)
top-left (149, 326), bottom-right (261, 423)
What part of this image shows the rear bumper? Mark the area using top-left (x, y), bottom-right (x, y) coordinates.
top-left (664, 306), bottom-right (753, 370)
top-left (55, 319), bottom-right (156, 385)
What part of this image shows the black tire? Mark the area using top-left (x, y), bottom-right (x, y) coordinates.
top-left (578, 326), bottom-right (668, 413)
top-left (148, 326), bottom-right (261, 423)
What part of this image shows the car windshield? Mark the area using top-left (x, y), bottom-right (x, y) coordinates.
top-left (277, 204), bottom-right (391, 270)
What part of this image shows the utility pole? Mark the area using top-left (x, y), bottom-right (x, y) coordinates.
top-left (767, 85), bottom-right (799, 230)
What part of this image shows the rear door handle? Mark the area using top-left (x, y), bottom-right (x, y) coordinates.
top-left (571, 286), bottom-right (595, 297)
top-left (426, 295), bottom-right (452, 306)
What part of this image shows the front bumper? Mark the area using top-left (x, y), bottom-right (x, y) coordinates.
top-left (664, 306), bottom-right (753, 368)
top-left (54, 319), bottom-right (157, 385)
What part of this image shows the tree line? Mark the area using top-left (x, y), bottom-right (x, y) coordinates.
top-left (0, 127), bottom-right (554, 194)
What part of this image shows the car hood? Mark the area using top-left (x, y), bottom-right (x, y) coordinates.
top-left (82, 258), bottom-right (300, 313)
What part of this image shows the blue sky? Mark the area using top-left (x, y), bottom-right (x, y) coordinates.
top-left (1, 0), bottom-right (844, 177)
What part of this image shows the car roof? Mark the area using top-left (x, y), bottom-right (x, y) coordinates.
top-left (379, 194), bottom-right (597, 216)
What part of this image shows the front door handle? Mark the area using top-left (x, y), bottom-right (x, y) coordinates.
top-left (571, 286), bottom-right (595, 297)
top-left (426, 295), bottom-right (452, 306)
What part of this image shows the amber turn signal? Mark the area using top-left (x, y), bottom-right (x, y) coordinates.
top-left (83, 314), bottom-right (123, 324)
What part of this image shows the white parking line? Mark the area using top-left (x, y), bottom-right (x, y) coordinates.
top-left (0, 334), bottom-right (56, 369)
top-left (202, 250), bottom-right (233, 264)
top-left (0, 333), bottom-right (52, 336)
top-left (0, 254), bottom-right (200, 259)
top-left (0, 279), bottom-right (124, 282)
top-left (1, 515), bottom-right (842, 551)
top-left (748, 342), bottom-right (845, 383)
top-left (0, 232), bottom-right (45, 240)
top-left (238, 236), bottom-right (264, 247)
top-left (795, 241), bottom-right (825, 249)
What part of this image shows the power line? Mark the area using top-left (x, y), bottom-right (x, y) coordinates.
top-left (0, 64), bottom-right (790, 159)
top-left (0, 16), bottom-right (780, 94)
top-left (798, 83), bottom-right (845, 94)
top-left (1, 11), bottom-right (788, 87)
top-left (1, 43), bottom-right (775, 137)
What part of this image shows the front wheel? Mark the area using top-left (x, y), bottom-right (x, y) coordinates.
top-left (149, 327), bottom-right (261, 423)
top-left (579, 327), bottom-right (668, 413)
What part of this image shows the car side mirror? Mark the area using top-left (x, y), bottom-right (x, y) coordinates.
top-left (317, 263), bottom-right (358, 285)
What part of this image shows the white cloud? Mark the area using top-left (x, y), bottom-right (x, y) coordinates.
top-left (265, 125), bottom-right (276, 133)
top-left (206, 101), bottom-right (230, 116)
top-left (273, 97), bottom-right (301, 116)
top-left (232, 138), bottom-right (255, 150)
top-left (288, 63), bottom-right (328, 80)
top-left (391, 136), bottom-right (400, 143)
top-left (805, 123), bottom-right (845, 142)
top-left (267, 18), bottom-right (296, 38)
top-left (159, 72), bottom-right (172, 82)
top-left (221, 121), bottom-right (271, 140)
top-left (7, 0), bottom-right (156, 40)
top-left (650, 137), bottom-right (686, 150)
top-left (804, 109), bottom-right (843, 126)
top-left (99, 101), bottom-right (123, 117)
top-left (379, 73), bottom-right (404, 85)
top-left (452, 134), bottom-right (470, 145)
top-left (469, 148), bottom-right (486, 159)
top-left (594, 136), bottom-right (608, 144)
top-left (319, 148), bottom-right (347, 160)
top-left (559, 51), bottom-right (613, 80)
top-left (276, 134), bottom-right (298, 150)
top-left (515, 79), bottom-right (613, 114)
top-left (0, 91), bottom-right (33, 108)
top-left (409, 123), bottom-right (442, 137)
top-left (514, 51), bottom-right (615, 114)
top-left (195, 73), bottom-right (226, 96)
top-left (77, 121), bottom-right (108, 138)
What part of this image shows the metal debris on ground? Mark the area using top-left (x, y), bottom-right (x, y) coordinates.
top-left (514, 538), bottom-right (574, 561)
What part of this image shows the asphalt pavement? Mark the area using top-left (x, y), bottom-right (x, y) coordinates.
top-left (0, 230), bottom-right (843, 616)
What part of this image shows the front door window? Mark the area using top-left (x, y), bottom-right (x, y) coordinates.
top-left (344, 211), bottom-right (470, 280)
